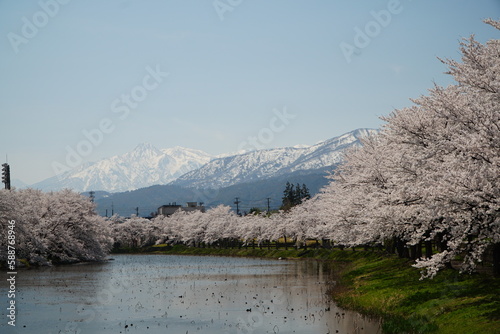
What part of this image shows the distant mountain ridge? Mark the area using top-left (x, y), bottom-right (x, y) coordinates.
top-left (31, 128), bottom-right (377, 193)
top-left (171, 128), bottom-right (377, 189)
top-left (32, 144), bottom-right (212, 192)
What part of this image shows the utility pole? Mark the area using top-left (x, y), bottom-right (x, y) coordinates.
top-left (266, 197), bottom-right (271, 212)
top-left (234, 197), bottom-right (241, 216)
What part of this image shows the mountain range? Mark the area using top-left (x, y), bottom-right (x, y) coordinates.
top-left (172, 128), bottom-right (376, 189)
top-left (31, 145), bottom-right (212, 192)
top-left (29, 129), bottom-right (377, 209)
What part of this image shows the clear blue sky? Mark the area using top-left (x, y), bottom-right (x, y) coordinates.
top-left (1, 0), bottom-right (499, 185)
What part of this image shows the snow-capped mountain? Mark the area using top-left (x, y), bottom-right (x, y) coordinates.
top-left (172, 128), bottom-right (377, 189)
top-left (31, 128), bottom-right (377, 193)
top-left (32, 144), bottom-right (212, 192)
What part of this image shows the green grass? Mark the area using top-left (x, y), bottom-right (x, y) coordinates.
top-left (327, 252), bottom-right (500, 334)
top-left (113, 245), bottom-right (500, 333)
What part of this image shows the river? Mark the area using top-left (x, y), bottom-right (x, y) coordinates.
top-left (1, 254), bottom-right (380, 333)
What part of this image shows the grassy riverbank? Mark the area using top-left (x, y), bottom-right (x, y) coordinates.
top-left (114, 245), bottom-right (500, 333)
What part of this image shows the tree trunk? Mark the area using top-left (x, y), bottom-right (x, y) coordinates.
top-left (409, 243), bottom-right (422, 260)
top-left (403, 246), bottom-right (410, 259)
top-left (425, 240), bottom-right (433, 258)
top-left (409, 244), bottom-right (416, 259)
top-left (386, 237), bottom-right (396, 254)
top-left (395, 237), bottom-right (402, 257)
top-left (416, 241), bottom-right (422, 259)
top-left (436, 233), bottom-right (447, 252)
top-left (493, 243), bottom-right (500, 277)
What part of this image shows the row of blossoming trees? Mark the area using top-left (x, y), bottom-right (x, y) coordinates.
top-left (112, 19), bottom-right (500, 278)
top-left (1, 20), bottom-right (498, 278)
top-left (0, 188), bottom-right (112, 265)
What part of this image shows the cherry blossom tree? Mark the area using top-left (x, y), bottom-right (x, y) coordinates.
top-left (177, 210), bottom-right (208, 247)
top-left (111, 215), bottom-right (160, 249)
top-left (0, 188), bottom-right (112, 266)
top-left (203, 205), bottom-right (239, 247)
top-left (281, 19), bottom-right (499, 278)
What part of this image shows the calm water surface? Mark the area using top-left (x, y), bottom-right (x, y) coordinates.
top-left (1, 254), bottom-right (380, 334)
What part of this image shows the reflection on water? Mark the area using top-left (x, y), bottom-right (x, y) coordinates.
top-left (0, 255), bottom-right (380, 334)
